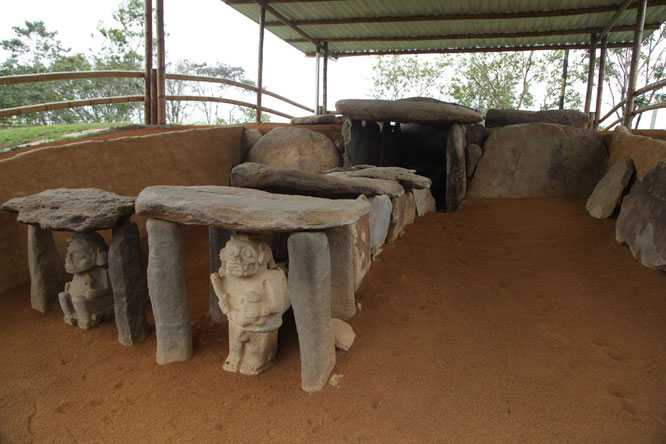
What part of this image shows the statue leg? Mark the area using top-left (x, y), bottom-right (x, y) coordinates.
top-left (223, 322), bottom-right (243, 373)
top-left (58, 292), bottom-right (77, 326)
top-left (71, 295), bottom-right (92, 329)
top-left (239, 330), bottom-right (278, 376)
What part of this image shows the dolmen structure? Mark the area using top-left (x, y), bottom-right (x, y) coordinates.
top-left (1, 188), bottom-right (149, 346)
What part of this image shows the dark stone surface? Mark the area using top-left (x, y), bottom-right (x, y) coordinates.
top-left (2, 188), bottom-right (135, 232)
top-left (466, 124), bottom-right (491, 147)
top-left (445, 123), bottom-right (467, 212)
top-left (586, 157), bottom-right (635, 219)
top-left (27, 225), bottom-right (64, 313)
top-left (109, 221), bottom-right (150, 346)
top-left (615, 160), bottom-right (666, 271)
top-left (485, 109), bottom-right (590, 128)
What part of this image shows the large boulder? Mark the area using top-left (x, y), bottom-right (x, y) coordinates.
top-left (241, 128), bottom-right (263, 161)
top-left (246, 126), bottom-right (341, 173)
top-left (336, 99), bottom-right (482, 127)
top-left (231, 162), bottom-right (405, 199)
top-left (615, 160), bottom-right (666, 271)
top-left (485, 109), bottom-right (590, 128)
top-left (586, 157), bottom-right (635, 219)
top-left (468, 124), bottom-right (608, 197)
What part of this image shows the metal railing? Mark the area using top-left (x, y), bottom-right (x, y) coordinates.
top-left (0, 70), bottom-right (313, 121)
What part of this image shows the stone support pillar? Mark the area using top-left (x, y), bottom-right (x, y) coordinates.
top-left (287, 232), bottom-right (335, 392)
top-left (325, 226), bottom-right (356, 320)
top-left (27, 225), bottom-right (64, 313)
top-left (146, 219), bottom-right (192, 364)
top-left (109, 221), bottom-right (150, 346)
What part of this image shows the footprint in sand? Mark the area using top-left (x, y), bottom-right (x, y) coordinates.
top-left (606, 383), bottom-right (638, 415)
top-left (592, 338), bottom-right (629, 363)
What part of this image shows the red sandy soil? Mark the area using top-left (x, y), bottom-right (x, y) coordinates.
top-left (1, 197), bottom-right (664, 443)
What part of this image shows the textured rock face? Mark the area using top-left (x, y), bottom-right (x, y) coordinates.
top-left (615, 160), bottom-right (666, 271)
top-left (468, 124), bottom-right (608, 197)
top-left (290, 114), bottom-right (344, 125)
top-left (241, 128), bottom-right (263, 161)
top-left (466, 124), bottom-right (491, 147)
top-left (412, 189), bottom-right (436, 216)
top-left (352, 211), bottom-right (371, 291)
top-left (368, 195), bottom-right (392, 254)
top-left (465, 144), bottom-right (483, 178)
top-left (231, 162), bottom-right (404, 198)
top-left (336, 99), bottom-right (483, 126)
top-left (445, 123), bottom-right (467, 212)
top-left (287, 232), bottom-right (336, 393)
top-left (136, 186), bottom-right (369, 232)
top-left (326, 226), bottom-right (356, 321)
top-left (332, 166), bottom-right (431, 190)
top-left (485, 109), bottom-right (590, 128)
top-left (331, 318), bottom-right (355, 351)
top-left (386, 192), bottom-right (416, 244)
top-left (246, 126), bottom-right (341, 173)
top-left (586, 157), bottom-right (635, 219)
top-left (27, 226), bottom-right (64, 314)
top-left (2, 188), bottom-right (135, 232)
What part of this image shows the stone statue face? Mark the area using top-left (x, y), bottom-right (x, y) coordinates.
top-left (221, 235), bottom-right (268, 277)
top-left (65, 233), bottom-right (108, 274)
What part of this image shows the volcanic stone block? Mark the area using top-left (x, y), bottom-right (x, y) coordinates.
top-left (368, 195), bottom-right (392, 254)
top-left (343, 120), bottom-right (380, 166)
top-left (465, 144), bottom-right (483, 178)
top-left (27, 225), bottom-right (64, 313)
top-left (466, 124), bottom-right (491, 147)
top-left (386, 193), bottom-right (408, 244)
top-left (352, 210), bottom-right (371, 291)
top-left (586, 157), bottom-right (635, 219)
top-left (412, 189), bottom-right (436, 216)
top-left (485, 109), bottom-right (590, 128)
top-left (445, 123), bottom-right (467, 212)
top-left (146, 219), bottom-right (192, 364)
top-left (325, 226), bottom-right (356, 321)
top-left (287, 232), bottom-right (335, 393)
top-left (336, 166), bottom-right (431, 190)
top-left (615, 159), bottom-right (666, 271)
top-left (109, 221), bottom-right (149, 346)
top-left (336, 99), bottom-right (483, 126)
top-left (209, 227), bottom-right (231, 324)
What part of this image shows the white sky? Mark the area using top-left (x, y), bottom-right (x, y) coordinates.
top-left (1, 0), bottom-right (663, 128)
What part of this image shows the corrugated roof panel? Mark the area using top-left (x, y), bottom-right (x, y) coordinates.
top-left (224, 1), bottom-right (666, 56)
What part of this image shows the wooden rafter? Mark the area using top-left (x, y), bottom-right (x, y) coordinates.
top-left (227, 0), bottom-right (344, 4)
top-left (286, 23), bottom-right (661, 44)
top-left (314, 41), bottom-right (634, 57)
top-left (265, 0), bottom-right (666, 27)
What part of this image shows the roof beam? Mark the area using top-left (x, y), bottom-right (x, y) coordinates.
top-left (312, 42), bottom-right (634, 57)
top-left (597, 0), bottom-right (634, 42)
top-left (227, 0), bottom-right (343, 4)
top-left (249, 0), bottom-right (337, 57)
top-left (266, 0), bottom-right (666, 27)
top-left (286, 23), bottom-right (661, 44)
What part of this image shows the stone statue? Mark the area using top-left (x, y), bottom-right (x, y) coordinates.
top-left (210, 234), bottom-right (290, 375)
top-left (58, 232), bottom-right (114, 329)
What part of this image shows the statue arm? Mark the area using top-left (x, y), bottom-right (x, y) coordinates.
top-left (263, 273), bottom-right (290, 315)
top-left (210, 273), bottom-right (231, 313)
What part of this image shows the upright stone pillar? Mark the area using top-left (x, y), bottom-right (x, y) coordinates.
top-left (345, 119), bottom-right (367, 166)
top-left (325, 226), bottom-right (356, 320)
top-left (288, 232), bottom-right (335, 392)
top-left (109, 221), bottom-right (150, 346)
top-left (27, 225), bottom-right (64, 313)
top-left (208, 226), bottom-right (230, 324)
top-left (146, 219), bottom-right (192, 364)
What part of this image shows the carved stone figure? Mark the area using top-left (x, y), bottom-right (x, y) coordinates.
top-left (210, 234), bottom-right (290, 375)
top-left (58, 232), bottom-right (114, 329)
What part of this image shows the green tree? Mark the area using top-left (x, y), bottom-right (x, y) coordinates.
top-left (369, 55), bottom-right (449, 100)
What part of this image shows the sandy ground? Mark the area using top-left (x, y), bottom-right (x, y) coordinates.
top-left (1, 197), bottom-right (664, 443)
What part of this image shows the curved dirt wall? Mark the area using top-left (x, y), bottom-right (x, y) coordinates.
top-left (0, 126), bottom-right (242, 293)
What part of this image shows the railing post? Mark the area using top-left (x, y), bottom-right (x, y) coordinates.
top-left (322, 42), bottom-right (328, 114)
top-left (584, 34), bottom-right (597, 114)
top-left (144, 0), bottom-right (153, 125)
top-left (314, 48), bottom-right (320, 115)
top-left (594, 36), bottom-right (607, 129)
top-left (151, 69), bottom-right (158, 125)
top-left (156, 0), bottom-right (166, 125)
top-left (624, 0), bottom-right (648, 128)
top-left (257, 6), bottom-right (265, 123)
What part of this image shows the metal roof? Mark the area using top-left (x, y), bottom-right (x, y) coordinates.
top-left (223, 0), bottom-right (666, 57)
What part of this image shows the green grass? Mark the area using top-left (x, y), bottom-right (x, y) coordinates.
top-left (0, 122), bottom-right (129, 153)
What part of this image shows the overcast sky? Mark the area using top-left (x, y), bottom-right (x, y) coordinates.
top-left (1, 0), bottom-right (663, 127)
